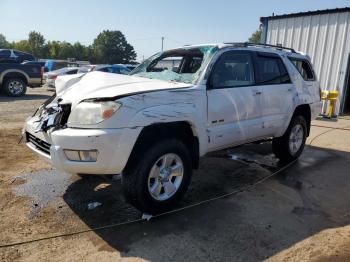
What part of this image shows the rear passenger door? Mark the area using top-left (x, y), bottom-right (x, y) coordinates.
top-left (206, 50), bottom-right (263, 150)
top-left (253, 52), bottom-right (294, 136)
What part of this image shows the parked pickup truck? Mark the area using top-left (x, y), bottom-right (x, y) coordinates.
top-left (23, 43), bottom-right (322, 214)
top-left (0, 63), bottom-right (42, 96)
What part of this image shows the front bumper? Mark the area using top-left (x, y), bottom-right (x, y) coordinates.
top-left (24, 117), bottom-right (141, 175)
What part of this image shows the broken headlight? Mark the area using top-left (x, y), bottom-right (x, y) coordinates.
top-left (68, 101), bottom-right (121, 125)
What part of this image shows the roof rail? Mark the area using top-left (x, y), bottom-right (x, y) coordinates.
top-left (223, 42), bottom-right (296, 53)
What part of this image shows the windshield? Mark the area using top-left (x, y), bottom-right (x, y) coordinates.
top-left (130, 45), bottom-right (218, 84)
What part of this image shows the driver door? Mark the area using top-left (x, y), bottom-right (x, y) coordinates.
top-left (206, 50), bottom-right (263, 151)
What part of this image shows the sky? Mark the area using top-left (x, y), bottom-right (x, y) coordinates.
top-left (1, 0), bottom-right (349, 61)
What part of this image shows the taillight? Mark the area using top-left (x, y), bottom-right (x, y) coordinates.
top-left (49, 75), bottom-right (57, 80)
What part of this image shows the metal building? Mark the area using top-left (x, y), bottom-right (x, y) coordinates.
top-left (260, 8), bottom-right (350, 115)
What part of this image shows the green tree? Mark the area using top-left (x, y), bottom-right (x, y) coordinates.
top-left (47, 41), bottom-right (61, 59)
top-left (248, 29), bottom-right (262, 43)
top-left (58, 42), bottom-right (75, 59)
top-left (72, 42), bottom-right (88, 60)
top-left (92, 30), bottom-right (136, 64)
top-left (13, 40), bottom-right (31, 53)
top-left (0, 34), bottom-right (10, 48)
top-left (28, 31), bottom-right (45, 57)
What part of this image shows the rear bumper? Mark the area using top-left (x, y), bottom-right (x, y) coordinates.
top-left (24, 117), bottom-right (141, 175)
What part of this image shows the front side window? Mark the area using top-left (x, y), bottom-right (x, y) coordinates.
top-left (289, 58), bottom-right (315, 81)
top-left (210, 51), bottom-right (255, 89)
top-left (255, 53), bottom-right (291, 85)
top-left (0, 50), bottom-right (11, 57)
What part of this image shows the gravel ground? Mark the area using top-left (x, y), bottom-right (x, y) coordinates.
top-left (0, 88), bottom-right (350, 261)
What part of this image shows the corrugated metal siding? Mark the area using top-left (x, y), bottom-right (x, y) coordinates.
top-left (266, 12), bottom-right (350, 113)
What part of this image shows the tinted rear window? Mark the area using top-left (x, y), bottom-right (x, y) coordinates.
top-left (255, 53), bottom-right (291, 85)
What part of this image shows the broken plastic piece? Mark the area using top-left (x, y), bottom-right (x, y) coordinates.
top-left (87, 202), bottom-right (102, 210)
top-left (142, 213), bottom-right (153, 221)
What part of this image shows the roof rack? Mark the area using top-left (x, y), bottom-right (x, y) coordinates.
top-left (223, 42), bottom-right (296, 53)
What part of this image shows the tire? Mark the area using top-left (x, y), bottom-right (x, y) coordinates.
top-left (122, 139), bottom-right (192, 214)
top-left (3, 78), bottom-right (27, 97)
top-left (272, 115), bottom-right (307, 163)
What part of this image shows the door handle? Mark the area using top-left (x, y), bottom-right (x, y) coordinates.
top-left (255, 91), bottom-right (262, 95)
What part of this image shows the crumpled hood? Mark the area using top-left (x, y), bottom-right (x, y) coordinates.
top-left (56, 71), bottom-right (192, 107)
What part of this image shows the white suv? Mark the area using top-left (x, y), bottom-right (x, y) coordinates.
top-left (24, 43), bottom-right (322, 214)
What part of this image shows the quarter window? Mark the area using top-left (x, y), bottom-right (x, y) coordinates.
top-left (255, 53), bottom-right (291, 85)
top-left (289, 58), bottom-right (315, 81)
top-left (210, 51), bottom-right (255, 88)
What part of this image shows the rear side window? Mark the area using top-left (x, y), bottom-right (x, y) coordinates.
top-left (255, 53), bottom-right (291, 85)
top-left (289, 58), bottom-right (315, 81)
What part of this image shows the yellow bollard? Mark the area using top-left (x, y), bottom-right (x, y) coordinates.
top-left (326, 91), bottom-right (338, 118)
top-left (320, 90), bottom-right (329, 100)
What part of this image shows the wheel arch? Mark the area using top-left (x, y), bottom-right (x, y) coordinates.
top-left (292, 104), bottom-right (311, 136)
top-left (125, 121), bottom-right (200, 172)
top-left (1, 71), bottom-right (29, 86)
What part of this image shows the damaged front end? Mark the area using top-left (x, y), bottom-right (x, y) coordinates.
top-left (23, 94), bottom-right (72, 158)
top-left (34, 103), bottom-right (71, 133)
top-left (33, 95), bottom-right (72, 133)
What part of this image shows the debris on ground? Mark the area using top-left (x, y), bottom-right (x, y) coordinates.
top-left (142, 213), bottom-right (153, 221)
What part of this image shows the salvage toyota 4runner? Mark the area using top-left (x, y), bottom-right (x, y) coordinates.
top-left (24, 43), bottom-right (322, 214)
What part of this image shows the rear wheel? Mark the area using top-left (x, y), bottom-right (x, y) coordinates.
top-left (3, 78), bottom-right (27, 97)
top-left (272, 115), bottom-right (307, 162)
top-left (122, 139), bottom-right (192, 214)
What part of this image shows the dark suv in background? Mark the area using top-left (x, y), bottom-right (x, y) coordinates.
top-left (0, 49), bottom-right (36, 63)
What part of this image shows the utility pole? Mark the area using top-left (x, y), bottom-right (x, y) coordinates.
top-left (161, 36), bottom-right (164, 52)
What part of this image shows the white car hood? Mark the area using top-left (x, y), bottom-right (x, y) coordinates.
top-left (56, 71), bottom-right (192, 107)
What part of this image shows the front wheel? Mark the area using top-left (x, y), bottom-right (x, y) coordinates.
top-left (272, 115), bottom-right (307, 162)
top-left (122, 139), bottom-right (192, 214)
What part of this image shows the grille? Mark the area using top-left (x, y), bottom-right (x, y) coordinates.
top-left (26, 132), bottom-right (51, 155)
